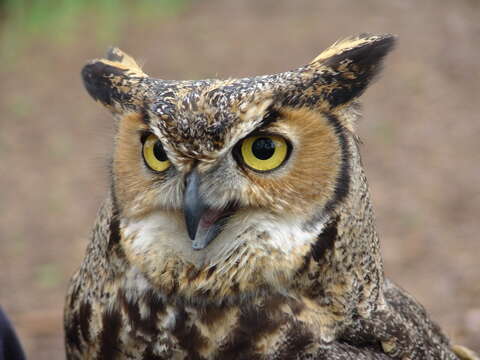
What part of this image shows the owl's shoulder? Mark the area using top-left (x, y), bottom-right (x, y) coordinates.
top-left (338, 279), bottom-right (460, 359)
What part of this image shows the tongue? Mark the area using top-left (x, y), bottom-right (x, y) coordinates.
top-left (199, 208), bottom-right (224, 228)
top-left (191, 208), bottom-right (225, 250)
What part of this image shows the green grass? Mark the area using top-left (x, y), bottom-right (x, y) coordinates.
top-left (0, 0), bottom-right (190, 61)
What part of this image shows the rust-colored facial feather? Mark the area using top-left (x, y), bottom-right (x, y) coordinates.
top-left (113, 113), bottom-right (154, 216)
top-left (239, 107), bottom-right (343, 214)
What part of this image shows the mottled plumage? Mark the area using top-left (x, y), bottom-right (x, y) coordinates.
top-left (65, 34), bottom-right (478, 360)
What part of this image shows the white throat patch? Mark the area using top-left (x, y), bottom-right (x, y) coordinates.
top-left (122, 209), bottom-right (327, 269)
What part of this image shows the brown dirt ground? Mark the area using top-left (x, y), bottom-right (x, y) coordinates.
top-left (0, 0), bottom-right (479, 358)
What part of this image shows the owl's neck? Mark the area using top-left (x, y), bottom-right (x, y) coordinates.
top-left (298, 159), bottom-right (385, 319)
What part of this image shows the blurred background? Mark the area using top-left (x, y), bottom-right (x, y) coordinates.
top-left (0, 0), bottom-right (479, 358)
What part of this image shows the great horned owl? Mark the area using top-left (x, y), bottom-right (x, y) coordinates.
top-left (64, 34), bottom-right (478, 360)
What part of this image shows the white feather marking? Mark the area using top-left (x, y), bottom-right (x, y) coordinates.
top-left (123, 208), bottom-right (327, 272)
top-left (122, 266), bottom-right (156, 302)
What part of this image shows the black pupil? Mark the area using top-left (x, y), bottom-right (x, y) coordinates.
top-left (153, 141), bottom-right (168, 162)
top-left (252, 137), bottom-right (276, 160)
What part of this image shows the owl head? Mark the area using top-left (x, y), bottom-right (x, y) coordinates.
top-left (83, 34), bottom-right (395, 299)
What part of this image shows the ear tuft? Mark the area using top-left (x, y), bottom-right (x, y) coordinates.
top-left (105, 47), bottom-right (146, 77)
top-left (312, 33), bottom-right (396, 65)
top-left (81, 48), bottom-right (149, 112)
top-left (310, 33), bottom-right (396, 107)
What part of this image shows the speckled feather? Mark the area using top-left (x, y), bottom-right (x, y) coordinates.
top-left (65, 34), bottom-right (478, 360)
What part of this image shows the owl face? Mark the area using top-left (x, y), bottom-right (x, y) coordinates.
top-left (83, 35), bottom-right (395, 293)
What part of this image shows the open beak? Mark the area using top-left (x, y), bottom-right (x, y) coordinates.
top-left (183, 170), bottom-right (237, 250)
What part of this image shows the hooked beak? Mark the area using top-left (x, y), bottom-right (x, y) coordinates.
top-left (184, 170), bottom-right (207, 241)
top-left (183, 170), bottom-right (237, 251)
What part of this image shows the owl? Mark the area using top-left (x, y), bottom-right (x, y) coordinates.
top-left (64, 34), bottom-right (478, 360)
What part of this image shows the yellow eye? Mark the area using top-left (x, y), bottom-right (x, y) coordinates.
top-left (142, 134), bottom-right (171, 172)
top-left (240, 134), bottom-right (289, 172)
